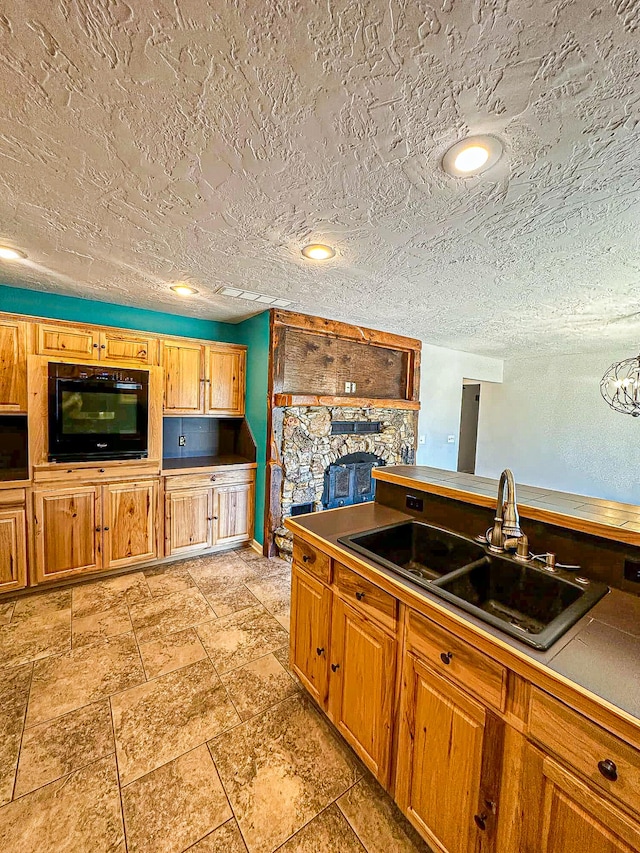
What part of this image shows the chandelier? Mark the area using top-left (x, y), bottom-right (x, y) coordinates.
top-left (600, 353), bottom-right (640, 417)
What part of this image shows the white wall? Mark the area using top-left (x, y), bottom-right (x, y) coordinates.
top-left (416, 343), bottom-right (503, 469)
top-left (475, 350), bottom-right (639, 504)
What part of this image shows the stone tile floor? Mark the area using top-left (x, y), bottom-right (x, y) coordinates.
top-left (0, 546), bottom-right (431, 853)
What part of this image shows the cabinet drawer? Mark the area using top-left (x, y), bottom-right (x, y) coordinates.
top-left (34, 462), bottom-right (160, 484)
top-left (528, 686), bottom-right (640, 815)
top-left (0, 488), bottom-right (26, 507)
top-left (406, 610), bottom-right (507, 712)
top-left (164, 469), bottom-right (253, 491)
top-left (334, 562), bottom-right (397, 633)
top-left (293, 539), bottom-right (332, 584)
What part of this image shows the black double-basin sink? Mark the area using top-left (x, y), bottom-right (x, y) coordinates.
top-left (338, 520), bottom-right (608, 650)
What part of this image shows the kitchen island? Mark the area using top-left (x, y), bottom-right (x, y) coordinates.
top-left (285, 467), bottom-right (640, 853)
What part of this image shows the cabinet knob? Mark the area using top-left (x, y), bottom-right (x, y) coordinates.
top-left (302, 554), bottom-right (311, 563)
top-left (213, 516), bottom-right (218, 520)
top-left (103, 526), bottom-right (110, 531)
top-left (95, 526), bottom-right (101, 532)
top-left (331, 663), bottom-right (340, 672)
top-left (598, 759), bottom-right (618, 781)
top-left (99, 468), bottom-right (105, 473)
top-left (316, 647), bottom-right (325, 656)
top-left (100, 344), bottom-right (106, 349)
top-left (440, 651), bottom-right (453, 665)
top-left (210, 475), bottom-right (217, 481)
top-left (474, 813), bottom-right (487, 831)
top-left (93, 343), bottom-right (99, 348)
top-left (355, 591), bottom-right (365, 601)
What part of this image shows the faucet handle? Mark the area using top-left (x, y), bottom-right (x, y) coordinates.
top-left (513, 534), bottom-right (531, 562)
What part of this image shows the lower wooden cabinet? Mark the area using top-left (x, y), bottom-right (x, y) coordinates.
top-left (396, 653), bottom-right (498, 853)
top-left (34, 480), bottom-right (159, 582)
top-left (329, 596), bottom-right (396, 784)
top-left (0, 507), bottom-right (27, 592)
top-left (164, 473), bottom-right (255, 556)
top-left (102, 480), bottom-right (158, 569)
top-left (165, 488), bottom-right (214, 557)
top-left (521, 746), bottom-right (640, 853)
top-left (290, 564), bottom-right (331, 706)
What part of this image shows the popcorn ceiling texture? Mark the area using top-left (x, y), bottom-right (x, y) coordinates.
top-left (0, 0), bottom-right (639, 355)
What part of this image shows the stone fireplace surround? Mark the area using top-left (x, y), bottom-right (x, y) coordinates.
top-left (274, 405), bottom-right (418, 558)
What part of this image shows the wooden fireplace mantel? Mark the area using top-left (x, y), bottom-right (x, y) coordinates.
top-left (273, 394), bottom-right (421, 410)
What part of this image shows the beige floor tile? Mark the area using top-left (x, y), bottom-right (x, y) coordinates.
top-left (26, 633), bottom-right (145, 727)
top-left (337, 775), bottom-right (432, 853)
top-left (188, 819), bottom-right (248, 852)
top-left (209, 693), bottom-right (362, 853)
top-left (188, 553), bottom-right (260, 591)
top-left (221, 653), bottom-right (297, 720)
top-left (0, 609), bottom-right (71, 669)
top-left (278, 804), bottom-right (365, 852)
top-left (129, 587), bottom-right (215, 644)
top-left (139, 628), bottom-right (207, 679)
top-left (72, 604), bottom-right (133, 648)
top-left (244, 573), bottom-right (291, 617)
top-left (272, 646), bottom-right (296, 679)
top-left (144, 564), bottom-right (197, 597)
top-left (197, 606), bottom-right (289, 675)
top-left (0, 755), bottom-right (124, 853)
top-left (0, 601), bottom-right (15, 625)
top-left (204, 585), bottom-right (259, 617)
top-left (72, 571), bottom-right (150, 618)
top-left (0, 663), bottom-right (32, 806)
top-left (234, 545), bottom-right (264, 563)
top-left (122, 744), bottom-right (231, 853)
top-left (273, 608), bottom-right (291, 633)
top-left (12, 589), bottom-right (72, 621)
top-left (15, 700), bottom-right (114, 798)
top-left (111, 658), bottom-right (239, 786)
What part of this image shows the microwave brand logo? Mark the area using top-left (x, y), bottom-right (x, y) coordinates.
top-left (96, 443), bottom-right (108, 448)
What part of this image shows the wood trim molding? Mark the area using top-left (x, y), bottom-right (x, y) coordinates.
top-left (273, 394), bottom-right (421, 410)
top-left (271, 309), bottom-right (421, 351)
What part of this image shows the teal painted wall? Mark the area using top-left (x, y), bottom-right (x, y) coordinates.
top-left (0, 284), bottom-right (240, 343)
top-left (234, 311), bottom-right (270, 547)
top-left (0, 283), bottom-right (270, 546)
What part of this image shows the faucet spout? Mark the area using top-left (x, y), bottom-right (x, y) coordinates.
top-left (488, 469), bottom-right (523, 552)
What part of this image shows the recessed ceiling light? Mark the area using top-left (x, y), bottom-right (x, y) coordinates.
top-left (0, 246), bottom-right (27, 261)
top-left (301, 244), bottom-right (335, 260)
top-left (170, 284), bottom-right (199, 296)
top-left (442, 135), bottom-right (503, 177)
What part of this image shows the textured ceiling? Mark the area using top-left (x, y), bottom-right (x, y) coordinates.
top-left (0, 0), bottom-right (639, 356)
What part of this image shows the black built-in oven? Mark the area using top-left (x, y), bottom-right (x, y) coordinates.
top-left (48, 363), bottom-right (149, 462)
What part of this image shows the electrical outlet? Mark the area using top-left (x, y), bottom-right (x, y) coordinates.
top-left (351, 381), bottom-right (356, 392)
top-left (344, 381), bottom-right (351, 392)
top-left (178, 435), bottom-right (186, 446)
top-left (447, 435), bottom-right (456, 444)
top-left (406, 495), bottom-right (424, 511)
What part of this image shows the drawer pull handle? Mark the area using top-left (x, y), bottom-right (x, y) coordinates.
top-left (99, 469), bottom-right (105, 473)
top-left (440, 651), bottom-right (453, 665)
top-left (598, 759), bottom-right (618, 781)
top-left (316, 647), bottom-right (325, 656)
top-left (302, 554), bottom-right (311, 563)
top-left (355, 591), bottom-right (365, 601)
top-left (331, 663), bottom-right (340, 672)
top-left (474, 813), bottom-right (487, 831)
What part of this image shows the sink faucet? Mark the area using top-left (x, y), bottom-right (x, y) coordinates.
top-left (487, 469), bottom-right (525, 553)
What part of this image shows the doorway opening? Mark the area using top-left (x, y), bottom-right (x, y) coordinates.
top-left (457, 382), bottom-right (480, 474)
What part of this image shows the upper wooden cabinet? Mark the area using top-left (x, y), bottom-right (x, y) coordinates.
top-left (37, 323), bottom-right (158, 366)
top-left (163, 340), bottom-right (204, 413)
top-left (0, 319), bottom-right (28, 412)
top-left (163, 339), bottom-right (246, 416)
top-left (206, 345), bottom-right (245, 416)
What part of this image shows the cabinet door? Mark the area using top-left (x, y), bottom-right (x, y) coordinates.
top-left (163, 341), bottom-right (204, 413)
top-left (521, 750), bottom-right (640, 853)
top-left (37, 323), bottom-right (100, 360)
top-left (290, 563), bottom-right (332, 707)
top-left (205, 346), bottom-right (245, 415)
top-left (0, 320), bottom-right (28, 412)
top-left (100, 331), bottom-right (158, 365)
top-left (102, 480), bottom-right (157, 569)
top-left (212, 482), bottom-right (253, 546)
top-left (165, 488), bottom-right (213, 557)
top-left (328, 596), bottom-right (396, 785)
top-left (0, 508), bottom-right (27, 592)
top-left (396, 655), bottom-right (488, 853)
top-left (33, 486), bottom-right (102, 582)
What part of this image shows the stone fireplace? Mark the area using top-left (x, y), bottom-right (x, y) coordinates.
top-left (274, 405), bottom-right (418, 558)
